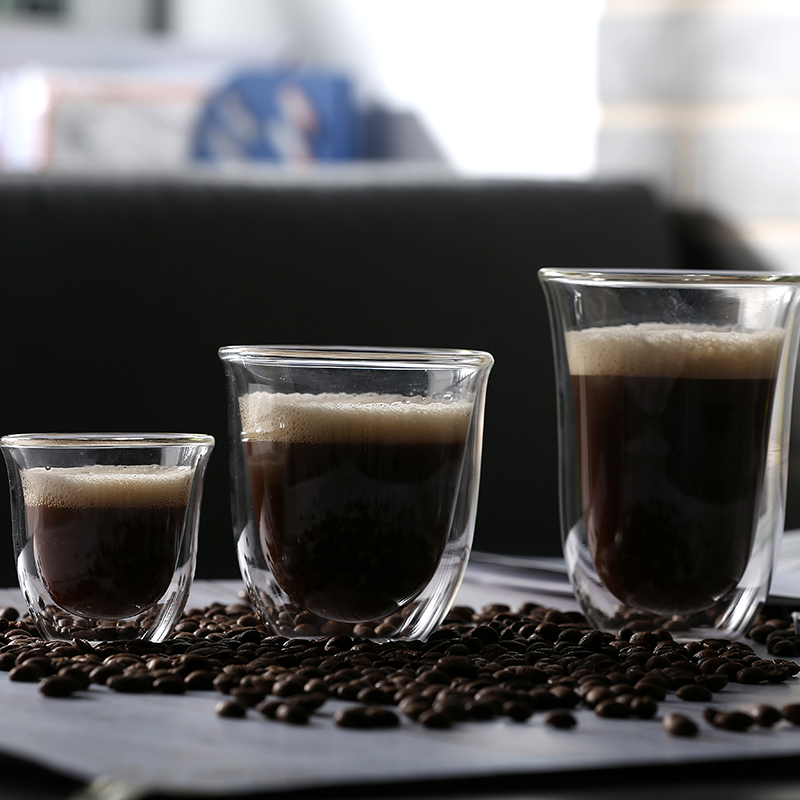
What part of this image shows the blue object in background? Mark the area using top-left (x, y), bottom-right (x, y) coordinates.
top-left (193, 70), bottom-right (359, 163)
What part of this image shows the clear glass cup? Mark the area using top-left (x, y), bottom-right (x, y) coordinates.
top-left (539, 269), bottom-right (800, 640)
top-left (1, 433), bottom-right (214, 642)
top-left (219, 345), bottom-right (493, 641)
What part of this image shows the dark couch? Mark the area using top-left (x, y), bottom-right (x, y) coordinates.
top-left (0, 173), bottom-right (782, 587)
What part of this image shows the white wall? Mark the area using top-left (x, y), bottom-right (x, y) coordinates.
top-left (68, 0), bottom-right (151, 33)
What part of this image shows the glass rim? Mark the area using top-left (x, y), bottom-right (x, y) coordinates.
top-left (218, 345), bottom-right (494, 368)
top-left (539, 268), bottom-right (800, 286)
top-left (0, 433), bottom-right (215, 449)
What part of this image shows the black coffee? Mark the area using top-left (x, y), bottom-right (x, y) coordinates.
top-left (241, 392), bottom-right (471, 622)
top-left (22, 466), bottom-right (191, 619)
top-left (567, 325), bottom-right (781, 615)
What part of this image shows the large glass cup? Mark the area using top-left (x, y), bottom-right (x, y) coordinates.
top-left (1, 433), bottom-right (214, 642)
top-left (219, 346), bottom-right (493, 641)
top-left (539, 269), bottom-right (800, 640)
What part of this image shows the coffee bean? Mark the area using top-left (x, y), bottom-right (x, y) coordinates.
top-left (215, 700), bottom-right (246, 718)
top-left (256, 700), bottom-right (283, 719)
top-left (676, 683), bottom-right (713, 702)
top-left (629, 695), bottom-right (658, 719)
top-left (106, 674), bottom-right (150, 693)
top-left (88, 665), bottom-right (122, 685)
top-left (736, 667), bottom-right (769, 685)
top-left (365, 706), bottom-right (400, 728)
top-left (751, 705), bottom-right (782, 727)
top-left (399, 698), bottom-right (431, 720)
top-left (634, 680), bottom-right (666, 701)
top-left (704, 709), bottom-right (754, 732)
top-left (464, 698), bottom-right (499, 719)
top-left (769, 639), bottom-right (798, 657)
top-left (275, 702), bottom-right (310, 724)
top-left (56, 667), bottom-right (91, 691)
top-left (418, 709), bottom-right (453, 729)
top-left (663, 713), bottom-right (698, 737)
top-left (334, 706), bottom-right (372, 729)
top-left (356, 686), bottom-right (393, 705)
top-left (9, 664), bottom-right (45, 682)
top-left (694, 674), bottom-right (728, 693)
top-left (594, 699), bottom-right (630, 719)
top-left (39, 675), bottom-right (80, 697)
top-left (545, 710), bottom-right (577, 729)
top-left (583, 686), bottom-right (613, 708)
top-left (152, 675), bottom-right (186, 694)
top-left (4, 596), bottom-right (798, 739)
top-left (502, 699), bottom-right (533, 721)
top-left (229, 687), bottom-right (267, 707)
top-left (184, 670), bottom-right (215, 691)
top-left (781, 704), bottom-right (800, 725)
top-left (548, 685), bottom-right (579, 708)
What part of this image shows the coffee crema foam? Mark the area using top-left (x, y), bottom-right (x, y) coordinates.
top-left (566, 324), bottom-right (783, 379)
top-left (21, 465), bottom-right (193, 509)
top-left (240, 392), bottom-right (472, 444)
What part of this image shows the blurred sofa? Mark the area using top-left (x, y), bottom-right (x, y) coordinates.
top-left (0, 171), bottom-right (784, 586)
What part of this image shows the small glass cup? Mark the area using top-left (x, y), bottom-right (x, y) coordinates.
top-left (539, 269), bottom-right (800, 640)
top-left (1, 433), bottom-right (214, 642)
top-left (219, 346), bottom-right (493, 641)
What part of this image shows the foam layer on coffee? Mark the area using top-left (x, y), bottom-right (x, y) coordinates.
top-left (240, 392), bottom-right (472, 444)
top-left (21, 465), bottom-right (192, 509)
top-left (566, 324), bottom-right (783, 379)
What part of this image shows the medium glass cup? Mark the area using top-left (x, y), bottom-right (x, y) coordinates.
top-left (1, 433), bottom-right (214, 642)
top-left (539, 269), bottom-right (800, 640)
top-left (219, 346), bottom-right (493, 641)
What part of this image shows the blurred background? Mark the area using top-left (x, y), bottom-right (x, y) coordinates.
top-left (1, 0), bottom-right (799, 272)
top-left (3, 0), bottom-right (800, 582)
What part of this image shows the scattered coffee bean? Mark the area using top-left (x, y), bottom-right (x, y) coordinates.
top-left (502, 699), bottom-right (533, 722)
top-left (364, 706), bottom-right (400, 728)
top-left (256, 700), bottom-right (283, 719)
top-left (751, 705), bottom-right (782, 727)
top-left (629, 696), bottom-right (658, 720)
top-left (594, 699), bottom-right (630, 719)
top-left (152, 675), bottom-right (186, 694)
top-left (275, 702), bottom-right (309, 725)
top-left (781, 704), bottom-right (800, 725)
top-left (106, 674), bottom-right (150, 694)
top-left (676, 683), bottom-right (713, 702)
top-left (334, 706), bottom-right (373, 729)
top-left (663, 713), bottom-right (698, 737)
top-left (57, 667), bottom-right (91, 691)
top-left (704, 708), bottom-right (754, 732)
top-left (418, 709), bottom-right (453, 729)
top-left (0, 597), bottom-right (795, 741)
top-left (736, 666), bottom-right (769, 685)
top-left (215, 700), bottom-right (247, 718)
top-left (88, 665), bottom-right (122, 685)
top-left (38, 675), bottom-right (80, 697)
top-left (545, 710), bottom-right (577, 729)
top-left (8, 663), bottom-right (45, 682)
top-left (184, 670), bottom-right (215, 691)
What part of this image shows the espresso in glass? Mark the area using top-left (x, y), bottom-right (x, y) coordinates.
top-left (22, 465), bottom-right (191, 619)
top-left (241, 392), bottom-right (470, 622)
top-left (567, 324), bottom-right (781, 616)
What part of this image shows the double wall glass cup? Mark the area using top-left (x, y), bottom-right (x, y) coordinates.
top-left (1, 433), bottom-right (214, 642)
top-left (219, 346), bottom-right (493, 641)
top-left (539, 269), bottom-right (800, 640)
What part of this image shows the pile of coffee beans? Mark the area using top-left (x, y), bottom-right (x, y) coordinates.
top-left (0, 600), bottom-right (799, 737)
top-left (747, 612), bottom-right (800, 656)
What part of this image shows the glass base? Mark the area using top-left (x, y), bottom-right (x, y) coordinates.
top-left (565, 530), bottom-right (769, 641)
